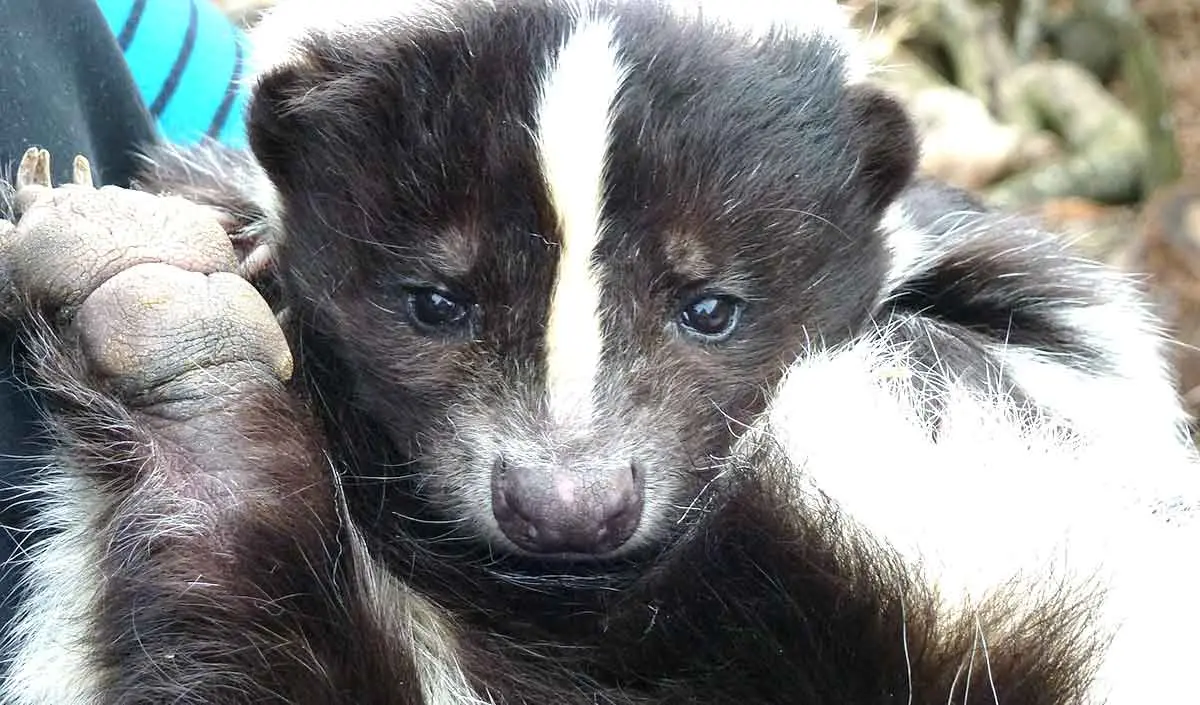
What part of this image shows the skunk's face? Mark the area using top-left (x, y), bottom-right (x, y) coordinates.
top-left (249, 1), bottom-right (916, 559)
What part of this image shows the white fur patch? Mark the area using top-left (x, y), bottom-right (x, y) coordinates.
top-left (339, 481), bottom-right (487, 705)
top-left (878, 196), bottom-right (1195, 460)
top-left (759, 316), bottom-right (1200, 704)
top-left (878, 198), bottom-right (989, 292)
top-left (535, 14), bottom-right (628, 425)
top-left (879, 201), bottom-right (932, 291)
top-left (1, 469), bottom-right (106, 705)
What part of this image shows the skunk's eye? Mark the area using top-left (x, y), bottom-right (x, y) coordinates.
top-left (678, 294), bottom-right (743, 342)
top-left (406, 288), bottom-right (472, 333)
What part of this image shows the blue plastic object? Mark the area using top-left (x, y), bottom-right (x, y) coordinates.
top-left (97, 0), bottom-right (250, 147)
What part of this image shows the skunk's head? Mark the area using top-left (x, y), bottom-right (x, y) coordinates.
top-left (245, 0), bottom-right (917, 560)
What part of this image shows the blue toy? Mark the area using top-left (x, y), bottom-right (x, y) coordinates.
top-left (96, 0), bottom-right (251, 147)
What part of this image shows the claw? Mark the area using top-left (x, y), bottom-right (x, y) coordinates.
top-left (16, 148), bottom-right (51, 189)
top-left (72, 155), bottom-right (94, 188)
top-left (238, 242), bottom-right (274, 281)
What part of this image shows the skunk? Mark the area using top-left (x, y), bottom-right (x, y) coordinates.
top-left (3, 1), bottom-right (1197, 703)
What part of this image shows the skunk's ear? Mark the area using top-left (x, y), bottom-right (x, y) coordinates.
top-left (245, 60), bottom-right (324, 195)
top-left (841, 84), bottom-right (920, 215)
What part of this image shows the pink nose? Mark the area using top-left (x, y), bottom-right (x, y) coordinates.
top-left (491, 457), bottom-right (644, 555)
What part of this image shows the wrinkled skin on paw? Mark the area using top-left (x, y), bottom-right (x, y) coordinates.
top-left (0, 152), bottom-right (367, 704)
top-left (0, 148), bottom-right (292, 400)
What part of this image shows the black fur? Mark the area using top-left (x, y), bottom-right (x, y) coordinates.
top-left (17, 302), bottom-right (1107, 703)
top-left (16, 317), bottom-right (426, 704)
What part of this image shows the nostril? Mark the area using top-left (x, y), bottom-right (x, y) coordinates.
top-left (599, 461), bottom-right (645, 549)
top-left (605, 462), bottom-right (642, 515)
top-left (491, 456), bottom-right (533, 533)
top-left (493, 457), bottom-right (535, 523)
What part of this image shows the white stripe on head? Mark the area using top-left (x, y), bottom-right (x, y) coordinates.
top-left (535, 13), bottom-right (629, 425)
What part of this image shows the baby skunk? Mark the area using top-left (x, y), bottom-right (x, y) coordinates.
top-left (4, 1), bottom-right (1197, 703)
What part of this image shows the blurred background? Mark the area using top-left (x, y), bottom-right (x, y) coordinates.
top-left (211, 0), bottom-right (1200, 428)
